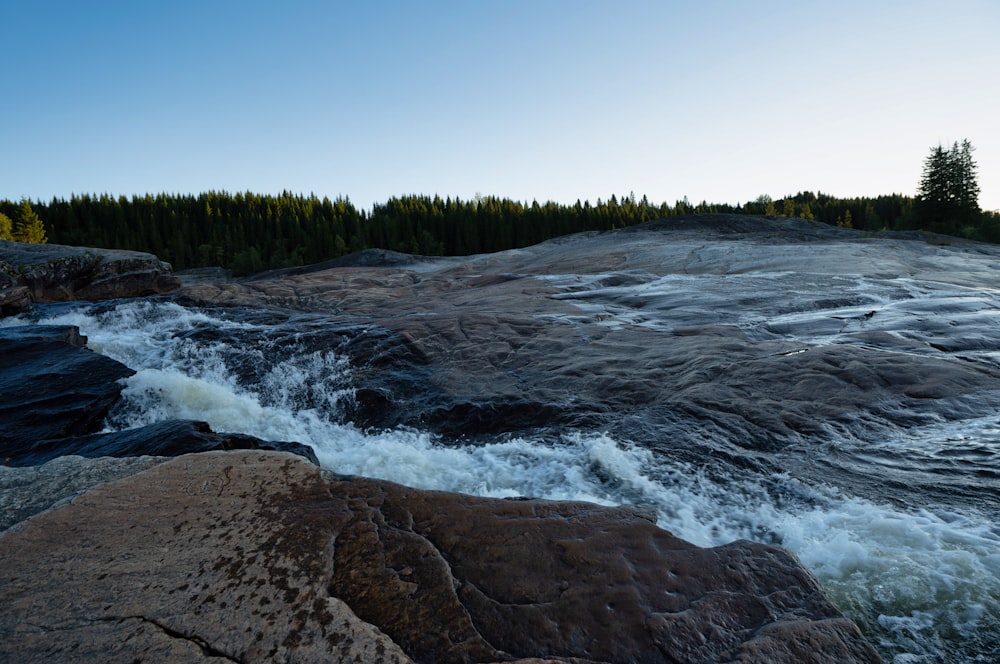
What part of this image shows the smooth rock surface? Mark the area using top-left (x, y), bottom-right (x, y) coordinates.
top-left (0, 325), bottom-right (134, 463)
top-left (0, 239), bottom-right (180, 313)
top-left (0, 454), bottom-right (167, 531)
top-left (0, 451), bottom-right (881, 663)
top-left (179, 215), bottom-right (1000, 467)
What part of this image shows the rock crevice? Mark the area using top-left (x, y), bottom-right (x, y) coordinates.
top-left (108, 615), bottom-right (242, 663)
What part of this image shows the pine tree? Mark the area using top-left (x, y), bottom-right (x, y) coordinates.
top-left (954, 139), bottom-right (981, 222)
top-left (12, 199), bottom-right (47, 244)
top-left (0, 212), bottom-right (12, 240)
top-left (917, 145), bottom-right (950, 222)
top-left (782, 198), bottom-right (796, 217)
top-left (916, 139), bottom-right (981, 233)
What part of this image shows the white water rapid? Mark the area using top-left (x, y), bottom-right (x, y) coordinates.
top-left (5, 298), bottom-right (999, 663)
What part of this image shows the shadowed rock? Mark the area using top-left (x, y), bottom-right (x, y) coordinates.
top-left (0, 451), bottom-right (880, 663)
top-left (325, 472), bottom-right (880, 663)
top-left (7, 419), bottom-right (319, 468)
top-left (0, 269), bottom-right (31, 314)
top-left (0, 239), bottom-right (180, 314)
top-left (0, 325), bottom-right (134, 462)
top-left (0, 326), bottom-right (318, 467)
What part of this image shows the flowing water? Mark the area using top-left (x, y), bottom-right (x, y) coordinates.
top-left (6, 249), bottom-right (1000, 662)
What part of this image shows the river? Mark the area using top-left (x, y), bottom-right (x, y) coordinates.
top-left (5, 219), bottom-right (999, 662)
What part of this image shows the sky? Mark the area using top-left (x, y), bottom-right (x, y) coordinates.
top-left (3, 0), bottom-right (999, 212)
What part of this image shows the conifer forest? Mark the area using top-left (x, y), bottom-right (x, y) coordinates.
top-left (2, 142), bottom-right (996, 276)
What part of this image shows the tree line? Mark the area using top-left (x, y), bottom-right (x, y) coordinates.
top-left (2, 143), bottom-right (994, 275)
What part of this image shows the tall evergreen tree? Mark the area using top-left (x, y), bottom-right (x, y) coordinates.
top-left (916, 139), bottom-right (981, 233)
top-left (0, 212), bottom-right (12, 241)
top-left (12, 199), bottom-right (47, 244)
top-left (954, 139), bottom-right (981, 221)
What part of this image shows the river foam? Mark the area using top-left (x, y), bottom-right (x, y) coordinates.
top-left (6, 299), bottom-right (999, 663)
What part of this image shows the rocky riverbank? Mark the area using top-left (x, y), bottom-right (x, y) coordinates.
top-left (0, 220), bottom-right (887, 662)
top-left (0, 322), bottom-right (880, 663)
top-left (1, 450), bottom-right (879, 663)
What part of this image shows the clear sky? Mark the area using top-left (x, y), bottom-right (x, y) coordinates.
top-left (3, 0), bottom-right (999, 212)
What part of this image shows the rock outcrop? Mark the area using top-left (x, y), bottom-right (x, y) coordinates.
top-left (0, 219), bottom-right (902, 661)
top-left (0, 325), bottom-right (318, 467)
top-left (0, 450), bottom-right (881, 663)
top-left (0, 239), bottom-right (180, 314)
top-left (179, 215), bottom-right (1000, 470)
top-left (0, 325), bottom-right (134, 461)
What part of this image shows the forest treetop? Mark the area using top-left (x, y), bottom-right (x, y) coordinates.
top-left (2, 141), bottom-right (994, 276)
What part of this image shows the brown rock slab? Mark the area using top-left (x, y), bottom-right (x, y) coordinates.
top-left (0, 451), bottom-right (411, 663)
top-left (0, 451), bottom-right (879, 663)
top-left (0, 454), bottom-right (168, 531)
top-left (0, 239), bottom-right (180, 313)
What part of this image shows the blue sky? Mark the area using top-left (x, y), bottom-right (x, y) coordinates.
top-left (3, 0), bottom-right (999, 211)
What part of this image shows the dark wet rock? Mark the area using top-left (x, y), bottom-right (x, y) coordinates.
top-left (0, 325), bottom-right (134, 462)
top-left (179, 215), bottom-right (1000, 458)
top-left (8, 419), bottom-right (319, 468)
top-left (0, 239), bottom-right (180, 313)
top-left (426, 399), bottom-right (598, 436)
top-left (0, 268), bottom-right (32, 315)
top-left (0, 451), bottom-right (881, 663)
top-left (0, 326), bottom-right (318, 467)
top-left (0, 322), bottom-right (89, 346)
top-left (174, 266), bottom-right (232, 287)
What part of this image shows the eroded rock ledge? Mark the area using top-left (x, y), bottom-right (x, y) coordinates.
top-left (0, 451), bottom-right (881, 663)
top-left (0, 325), bottom-right (318, 468)
top-left (0, 239), bottom-right (180, 314)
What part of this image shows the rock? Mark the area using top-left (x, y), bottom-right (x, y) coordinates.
top-left (0, 451), bottom-right (881, 663)
top-left (0, 454), bottom-right (167, 531)
top-left (0, 326), bottom-right (319, 467)
top-left (323, 471), bottom-right (880, 664)
top-left (0, 322), bottom-right (88, 346)
top-left (241, 247), bottom-right (425, 282)
top-left (8, 419), bottom-right (320, 467)
top-left (0, 267), bottom-right (32, 315)
top-left (0, 239), bottom-right (180, 313)
top-left (0, 325), bottom-right (134, 463)
top-left (179, 215), bottom-right (1000, 468)
top-left (174, 266), bottom-right (232, 287)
